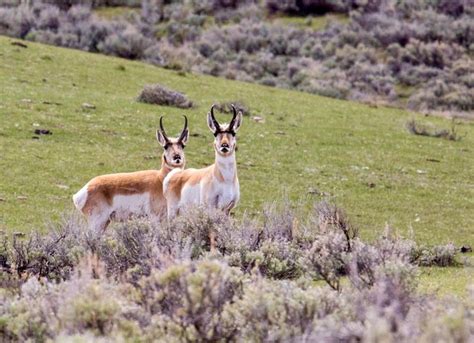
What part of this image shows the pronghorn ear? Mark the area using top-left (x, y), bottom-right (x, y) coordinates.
top-left (207, 111), bottom-right (217, 133)
top-left (156, 130), bottom-right (167, 147)
top-left (232, 110), bottom-right (243, 132)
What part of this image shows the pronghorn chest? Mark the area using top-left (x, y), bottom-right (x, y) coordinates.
top-left (217, 160), bottom-right (236, 182)
top-left (213, 158), bottom-right (239, 208)
top-left (213, 179), bottom-right (239, 209)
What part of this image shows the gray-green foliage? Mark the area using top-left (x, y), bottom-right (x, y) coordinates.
top-left (0, 1), bottom-right (472, 115)
top-left (137, 83), bottom-right (193, 108)
top-left (0, 201), bottom-right (470, 342)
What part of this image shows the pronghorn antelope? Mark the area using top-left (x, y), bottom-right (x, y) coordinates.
top-left (164, 104), bottom-right (242, 218)
top-left (73, 116), bottom-right (189, 231)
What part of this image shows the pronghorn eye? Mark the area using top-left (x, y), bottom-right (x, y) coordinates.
top-left (164, 143), bottom-right (171, 150)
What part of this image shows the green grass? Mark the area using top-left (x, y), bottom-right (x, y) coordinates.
top-left (94, 6), bottom-right (140, 20)
top-left (273, 13), bottom-right (350, 31)
top-left (418, 263), bottom-right (474, 299)
top-left (0, 36), bottom-right (473, 297)
top-left (0, 36), bottom-right (473, 249)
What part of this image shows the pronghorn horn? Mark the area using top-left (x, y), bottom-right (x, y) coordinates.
top-left (229, 104), bottom-right (238, 131)
top-left (210, 104), bottom-right (220, 131)
top-left (159, 116), bottom-right (170, 142)
top-left (179, 115), bottom-right (188, 142)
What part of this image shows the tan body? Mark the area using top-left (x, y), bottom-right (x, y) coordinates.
top-left (164, 152), bottom-right (239, 217)
top-left (73, 116), bottom-right (189, 232)
top-left (164, 104), bottom-right (242, 218)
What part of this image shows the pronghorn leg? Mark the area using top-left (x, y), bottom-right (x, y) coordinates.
top-left (166, 199), bottom-right (180, 220)
top-left (209, 230), bottom-right (217, 254)
top-left (223, 200), bottom-right (235, 216)
top-left (89, 208), bottom-right (112, 233)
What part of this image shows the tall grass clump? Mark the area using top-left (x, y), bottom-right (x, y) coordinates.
top-left (137, 83), bottom-right (193, 108)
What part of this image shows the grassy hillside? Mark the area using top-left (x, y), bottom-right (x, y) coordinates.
top-left (0, 36), bottom-right (473, 248)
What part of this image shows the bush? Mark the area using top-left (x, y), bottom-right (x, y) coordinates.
top-left (406, 119), bottom-right (461, 141)
top-left (0, 200), bottom-right (470, 342)
top-left (1, 1), bottom-right (473, 116)
top-left (98, 23), bottom-right (152, 59)
top-left (137, 84), bottom-right (193, 108)
top-left (0, 215), bottom-right (86, 282)
top-left (224, 279), bottom-right (343, 341)
top-left (138, 260), bottom-right (243, 341)
top-left (214, 100), bottom-right (251, 116)
top-left (265, 0), bottom-right (350, 15)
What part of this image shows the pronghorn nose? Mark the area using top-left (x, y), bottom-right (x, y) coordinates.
top-left (173, 154), bottom-right (181, 160)
top-left (221, 143), bottom-right (229, 148)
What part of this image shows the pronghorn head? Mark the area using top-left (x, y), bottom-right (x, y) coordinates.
top-left (156, 115), bottom-right (189, 168)
top-left (207, 104), bottom-right (243, 156)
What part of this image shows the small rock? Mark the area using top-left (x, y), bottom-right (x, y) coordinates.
top-left (21, 99), bottom-right (32, 103)
top-left (82, 103), bottom-right (96, 110)
top-left (55, 184), bottom-right (69, 190)
top-left (460, 245), bottom-right (472, 253)
top-left (252, 116), bottom-right (265, 123)
top-left (34, 129), bottom-right (52, 135)
top-left (367, 182), bottom-right (376, 188)
top-left (0, 197), bottom-right (5, 202)
top-left (416, 169), bottom-right (427, 174)
top-left (17, 196), bottom-right (27, 201)
top-left (11, 41), bottom-right (28, 48)
top-left (43, 101), bottom-right (62, 106)
top-left (275, 131), bottom-right (285, 135)
top-left (307, 187), bottom-right (320, 195)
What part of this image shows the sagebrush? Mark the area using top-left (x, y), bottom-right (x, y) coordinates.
top-left (0, 200), bottom-right (470, 342)
top-left (0, 1), bottom-right (472, 116)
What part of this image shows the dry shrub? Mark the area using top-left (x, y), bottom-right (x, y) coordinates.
top-left (137, 84), bottom-right (193, 108)
top-left (406, 119), bottom-right (461, 141)
top-left (1, 1), bottom-right (473, 115)
top-left (214, 100), bottom-right (251, 116)
top-left (0, 201), bottom-right (468, 342)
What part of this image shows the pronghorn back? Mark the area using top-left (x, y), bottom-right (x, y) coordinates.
top-left (77, 170), bottom-right (166, 215)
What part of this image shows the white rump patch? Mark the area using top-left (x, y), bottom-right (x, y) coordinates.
top-left (72, 182), bottom-right (89, 211)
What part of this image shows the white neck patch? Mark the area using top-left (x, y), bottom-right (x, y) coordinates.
top-left (216, 152), bottom-right (236, 182)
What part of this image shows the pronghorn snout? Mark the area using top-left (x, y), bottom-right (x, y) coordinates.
top-left (220, 143), bottom-right (230, 153)
top-left (173, 153), bottom-right (182, 163)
